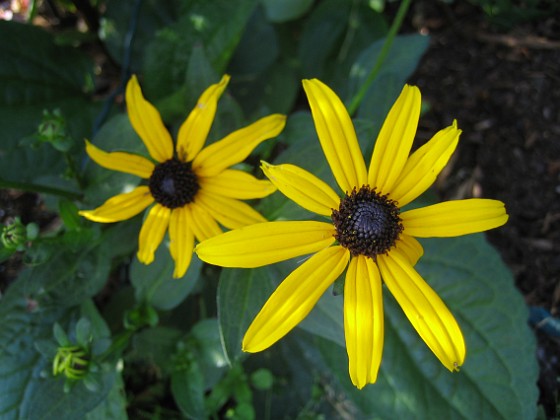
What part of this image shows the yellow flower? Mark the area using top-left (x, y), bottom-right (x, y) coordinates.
top-left (195, 79), bottom-right (508, 389)
top-left (80, 75), bottom-right (286, 278)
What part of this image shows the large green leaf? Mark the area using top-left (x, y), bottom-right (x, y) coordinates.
top-left (303, 234), bottom-right (538, 419)
top-left (349, 33), bottom-right (430, 124)
top-left (262, 0), bottom-right (314, 22)
top-left (100, 0), bottom-right (183, 71)
top-left (298, 0), bottom-right (388, 92)
top-left (130, 244), bottom-right (203, 311)
top-left (16, 236), bottom-right (111, 308)
top-left (0, 21), bottom-right (97, 150)
top-left (217, 267), bottom-right (276, 364)
top-left (0, 282), bottom-right (118, 419)
top-left (85, 374), bottom-right (128, 420)
top-left (142, 0), bottom-right (257, 101)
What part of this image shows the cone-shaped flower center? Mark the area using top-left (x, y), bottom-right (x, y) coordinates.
top-left (149, 159), bottom-right (199, 208)
top-left (332, 186), bottom-right (403, 259)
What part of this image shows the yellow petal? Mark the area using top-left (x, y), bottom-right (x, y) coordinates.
top-left (377, 251), bottom-right (466, 371)
top-left (188, 203), bottom-right (223, 242)
top-left (176, 75), bottom-right (230, 162)
top-left (368, 85), bottom-right (421, 193)
top-left (79, 186), bottom-right (153, 223)
top-left (169, 206), bottom-right (195, 278)
top-left (199, 169), bottom-right (276, 200)
top-left (344, 255), bottom-right (383, 389)
top-left (261, 161), bottom-right (340, 216)
top-left (84, 140), bottom-right (155, 179)
top-left (302, 79), bottom-right (367, 193)
top-left (195, 221), bottom-right (336, 267)
top-left (193, 114), bottom-right (286, 177)
top-left (137, 203), bottom-right (171, 265)
top-left (243, 246), bottom-right (350, 352)
top-left (401, 199), bottom-right (508, 237)
top-left (125, 75), bottom-right (173, 163)
top-left (391, 121), bottom-right (461, 206)
top-left (395, 234), bottom-right (424, 266)
top-left (195, 190), bottom-right (267, 230)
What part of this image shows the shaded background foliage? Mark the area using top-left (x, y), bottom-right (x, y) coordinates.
top-left (0, 0), bottom-right (557, 418)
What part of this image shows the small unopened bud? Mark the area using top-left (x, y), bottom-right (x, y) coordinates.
top-left (37, 109), bottom-right (72, 152)
top-left (53, 345), bottom-right (90, 380)
top-left (1, 218), bottom-right (27, 251)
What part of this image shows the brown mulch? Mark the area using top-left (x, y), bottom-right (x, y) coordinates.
top-left (407, 1), bottom-right (560, 416)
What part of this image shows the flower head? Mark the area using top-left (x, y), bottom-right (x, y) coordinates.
top-left (80, 75), bottom-right (286, 278)
top-left (195, 79), bottom-right (508, 388)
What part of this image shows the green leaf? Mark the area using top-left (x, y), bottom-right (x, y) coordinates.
top-left (262, 0), bottom-right (314, 22)
top-left (217, 267), bottom-right (276, 363)
top-left (0, 143), bottom-right (66, 185)
top-left (190, 319), bottom-right (228, 389)
top-left (349, 33), bottom-right (430, 123)
top-left (130, 244), bottom-right (202, 311)
top-left (16, 237), bottom-right (111, 308)
top-left (0, 282), bottom-right (118, 419)
top-left (295, 234), bottom-right (538, 419)
top-left (0, 21), bottom-right (97, 150)
top-left (142, 0), bottom-right (257, 101)
top-left (100, 0), bottom-right (183, 71)
top-left (85, 374), bottom-right (127, 420)
top-left (171, 358), bottom-right (205, 420)
top-left (298, 0), bottom-right (388, 90)
top-left (129, 326), bottom-right (183, 372)
top-left (228, 8), bottom-right (279, 77)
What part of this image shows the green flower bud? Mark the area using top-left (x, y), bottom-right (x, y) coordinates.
top-left (1, 218), bottom-right (27, 251)
top-left (53, 345), bottom-right (90, 380)
top-left (37, 109), bottom-right (72, 152)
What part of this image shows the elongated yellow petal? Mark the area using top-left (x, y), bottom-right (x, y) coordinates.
top-left (193, 114), bottom-right (286, 177)
top-left (302, 79), bottom-right (367, 193)
top-left (137, 203), bottom-right (171, 265)
top-left (344, 255), bottom-right (383, 389)
top-left (79, 186), bottom-right (153, 223)
top-left (195, 190), bottom-right (267, 230)
top-left (243, 246), bottom-right (350, 352)
top-left (195, 221), bottom-right (336, 267)
top-left (125, 75), bottom-right (173, 163)
top-left (261, 161), bottom-right (340, 216)
top-left (395, 234), bottom-right (424, 266)
top-left (391, 121), bottom-right (461, 206)
top-left (188, 203), bottom-right (223, 242)
top-left (377, 251), bottom-right (466, 371)
top-left (401, 199), bottom-right (508, 237)
top-left (199, 169), bottom-right (276, 200)
top-left (368, 85), bottom-right (421, 194)
top-left (169, 207), bottom-right (195, 278)
top-left (84, 140), bottom-right (155, 179)
top-left (176, 75), bottom-right (230, 162)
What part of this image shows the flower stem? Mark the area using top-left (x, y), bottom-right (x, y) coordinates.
top-left (0, 178), bottom-right (82, 200)
top-left (347, 0), bottom-right (412, 115)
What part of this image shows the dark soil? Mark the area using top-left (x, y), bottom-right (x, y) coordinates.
top-left (407, 1), bottom-right (560, 416)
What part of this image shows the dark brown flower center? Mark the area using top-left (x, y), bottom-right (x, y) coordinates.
top-left (149, 159), bottom-right (199, 208)
top-left (332, 186), bottom-right (403, 259)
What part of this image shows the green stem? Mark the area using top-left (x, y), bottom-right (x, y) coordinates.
top-left (99, 329), bottom-right (135, 363)
top-left (0, 178), bottom-right (82, 200)
top-left (347, 0), bottom-right (412, 115)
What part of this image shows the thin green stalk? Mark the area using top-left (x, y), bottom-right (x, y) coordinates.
top-left (347, 0), bottom-right (412, 115)
top-left (0, 178), bottom-right (82, 200)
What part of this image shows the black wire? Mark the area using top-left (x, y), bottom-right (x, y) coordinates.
top-left (91, 0), bottom-right (143, 138)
